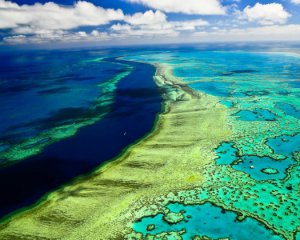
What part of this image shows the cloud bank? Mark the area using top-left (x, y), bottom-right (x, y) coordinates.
top-left (243, 3), bottom-right (290, 25)
top-left (125, 10), bottom-right (166, 25)
top-left (0, 0), bottom-right (299, 45)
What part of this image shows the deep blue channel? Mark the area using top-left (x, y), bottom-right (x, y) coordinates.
top-left (0, 58), bottom-right (162, 219)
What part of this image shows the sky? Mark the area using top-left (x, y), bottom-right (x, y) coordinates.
top-left (0, 0), bottom-right (300, 46)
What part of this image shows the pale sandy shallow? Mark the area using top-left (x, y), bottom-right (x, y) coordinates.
top-left (0, 63), bottom-right (230, 239)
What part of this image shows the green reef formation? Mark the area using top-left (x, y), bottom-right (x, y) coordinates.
top-left (0, 52), bottom-right (299, 240)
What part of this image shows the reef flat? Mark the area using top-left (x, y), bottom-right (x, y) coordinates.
top-left (0, 63), bottom-right (230, 239)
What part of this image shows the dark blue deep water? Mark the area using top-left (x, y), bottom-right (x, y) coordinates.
top-left (0, 56), bottom-right (161, 219)
top-left (0, 50), bottom-right (126, 142)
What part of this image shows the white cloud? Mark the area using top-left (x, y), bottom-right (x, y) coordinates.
top-left (111, 9), bottom-right (209, 38)
top-left (123, 10), bottom-right (209, 29)
top-left (291, 0), bottom-right (300, 4)
top-left (0, 0), bottom-right (124, 31)
top-left (243, 3), bottom-right (290, 25)
top-left (124, 10), bottom-right (167, 25)
top-left (3, 34), bottom-right (27, 44)
top-left (111, 23), bottom-right (132, 31)
top-left (125, 0), bottom-right (225, 15)
top-left (111, 16), bottom-right (209, 39)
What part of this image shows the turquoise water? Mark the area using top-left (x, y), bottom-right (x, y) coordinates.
top-left (233, 156), bottom-right (293, 180)
top-left (215, 142), bottom-right (238, 165)
top-left (276, 102), bottom-right (300, 119)
top-left (215, 139), bottom-right (296, 180)
top-left (267, 134), bottom-right (300, 156)
top-left (215, 125), bottom-right (299, 182)
top-left (235, 109), bottom-right (277, 121)
top-left (134, 202), bottom-right (283, 240)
